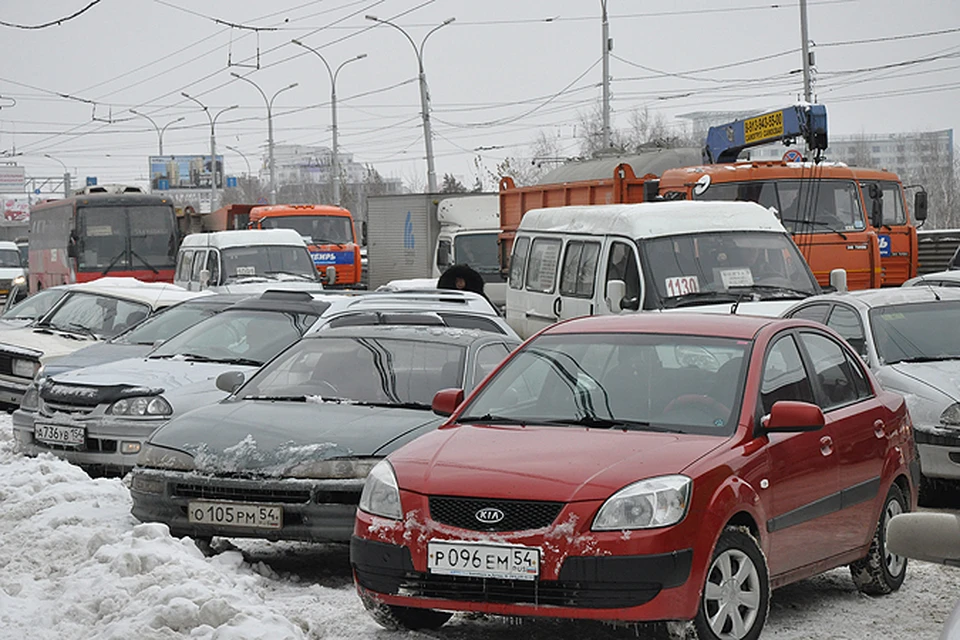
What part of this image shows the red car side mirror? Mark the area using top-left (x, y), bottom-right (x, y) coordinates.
top-left (432, 388), bottom-right (464, 417)
top-left (762, 400), bottom-right (825, 433)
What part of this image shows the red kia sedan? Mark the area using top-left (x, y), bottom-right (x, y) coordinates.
top-left (351, 313), bottom-right (918, 640)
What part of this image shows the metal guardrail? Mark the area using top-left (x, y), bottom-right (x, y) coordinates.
top-left (918, 229), bottom-right (960, 275)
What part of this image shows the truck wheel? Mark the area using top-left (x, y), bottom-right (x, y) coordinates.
top-left (849, 484), bottom-right (907, 595)
top-left (693, 526), bottom-right (769, 640)
top-left (359, 589), bottom-right (451, 631)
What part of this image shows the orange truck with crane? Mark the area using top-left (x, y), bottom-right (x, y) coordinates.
top-left (499, 104), bottom-right (927, 289)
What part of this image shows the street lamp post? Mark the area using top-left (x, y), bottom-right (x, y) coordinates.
top-left (292, 40), bottom-right (366, 206)
top-left (365, 15), bottom-right (454, 194)
top-left (225, 145), bottom-right (251, 177)
top-left (231, 74), bottom-right (298, 205)
top-left (181, 93), bottom-right (238, 213)
top-left (43, 154), bottom-right (71, 197)
top-left (130, 109), bottom-right (185, 155)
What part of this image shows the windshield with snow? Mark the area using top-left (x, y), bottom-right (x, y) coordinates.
top-left (149, 309), bottom-right (318, 365)
top-left (641, 231), bottom-right (819, 309)
top-left (38, 292), bottom-right (151, 339)
top-left (220, 245), bottom-right (317, 282)
top-left (458, 333), bottom-right (749, 435)
top-left (259, 215), bottom-right (354, 245)
top-left (869, 301), bottom-right (960, 365)
top-left (240, 336), bottom-right (465, 407)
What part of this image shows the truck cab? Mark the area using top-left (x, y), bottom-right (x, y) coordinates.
top-left (432, 195), bottom-right (506, 309)
top-left (248, 204), bottom-right (361, 288)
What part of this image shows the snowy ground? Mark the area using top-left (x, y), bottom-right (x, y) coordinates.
top-left (0, 413), bottom-right (957, 640)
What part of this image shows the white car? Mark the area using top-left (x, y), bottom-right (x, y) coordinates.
top-left (783, 287), bottom-right (960, 500)
top-left (903, 269), bottom-right (960, 288)
top-left (0, 240), bottom-right (26, 301)
top-left (0, 279), bottom-right (202, 405)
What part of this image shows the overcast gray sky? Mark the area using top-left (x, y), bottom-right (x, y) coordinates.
top-left (1, 0), bottom-right (958, 192)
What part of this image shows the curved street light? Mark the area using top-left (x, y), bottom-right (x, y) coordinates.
top-left (130, 109), bottom-right (185, 155)
top-left (292, 39), bottom-right (366, 205)
top-left (181, 93), bottom-right (239, 212)
top-left (43, 154), bottom-right (72, 197)
top-left (225, 145), bottom-right (252, 177)
top-left (231, 73), bottom-right (298, 205)
top-left (365, 14), bottom-right (454, 193)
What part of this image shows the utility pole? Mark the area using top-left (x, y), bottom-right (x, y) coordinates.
top-left (799, 0), bottom-right (813, 103)
top-left (601, 0), bottom-right (612, 150)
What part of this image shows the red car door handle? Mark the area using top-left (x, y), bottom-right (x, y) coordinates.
top-left (874, 419), bottom-right (886, 439)
top-left (820, 436), bottom-right (833, 456)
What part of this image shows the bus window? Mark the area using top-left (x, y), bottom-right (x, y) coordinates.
top-left (78, 207), bottom-right (126, 270)
top-left (129, 205), bottom-right (178, 270)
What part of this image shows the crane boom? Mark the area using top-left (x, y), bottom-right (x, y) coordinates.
top-left (702, 104), bottom-right (828, 164)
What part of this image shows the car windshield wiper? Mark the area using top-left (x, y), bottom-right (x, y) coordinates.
top-left (893, 355), bottom-right (960, 364)
top-left (662, 291), bottom-right (739, 308)
top-left (243, 395), bottom-right (308, 402)
top-left (130, 248), bottom-right (159, 274)
top-left (727, 284), bottom-right (813, 299)
top-left (199, 356), bottom-right (263, 367)
top-left (48, 322), bottom-right (99, 339)
top-left (263, 270), bottom-right (316, 281)
top-left (541, 416), bottom-right (680, 432)
top-left (353, 401), bottom-right (432, 410)
top-left (101, 249), bottom-right (127, 275)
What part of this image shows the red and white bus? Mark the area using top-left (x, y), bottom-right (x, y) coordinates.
top-left (28, 191), bottom-right (179, 291)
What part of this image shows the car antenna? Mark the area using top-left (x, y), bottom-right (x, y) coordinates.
top-left (918, 274), bottom-right (941, 301)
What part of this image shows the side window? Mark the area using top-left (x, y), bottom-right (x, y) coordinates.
top-left (605, 241), bottom-right (641, 310)
top-left (206, 250), bottom-right (221, 285)
top-left (760, 334), bottom-right (815, 415)
top-left (473, 343), bottom-right (511, 386)
top-left (524, 237), bottom-right (562, 293)
top-left (191, 249), bottom-right (207, 281)
top-left (788, 303), bottom-right (830, 324)
top-left (826, 305), bottom-right (867, 357)
top-left (799, 332), bottom-right (871, 410)
top-left (560, 241), bottom-right (600, 298)
top-left (176, 250), bottom-right (194, 281)
top-left (509, 237), bottom-right (530, 290)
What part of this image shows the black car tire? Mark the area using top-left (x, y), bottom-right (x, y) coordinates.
top-left (359, 589), bottom-right (452, 631)
top-left (693, 526), bottom-right (770, 640)
top-left (849, 483), bottom-right (908, 595)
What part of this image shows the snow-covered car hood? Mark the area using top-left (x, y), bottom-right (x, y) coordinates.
top-left (46, 357), bottom-right (260, 413)
top-left (0, 326), bottom-right (98, 361)
top-left (210, 278), bottom-right (324, 295)
top-left (663, 299), bottom-right (800, 318)
top-left (148, 400), bottom-right (444, 475)
top-left (388, 424), bottom-right (726, 503)
top-left (40, 343), bottom-right (154, 378)
top-left (876, 360), bottom-right (960, 427)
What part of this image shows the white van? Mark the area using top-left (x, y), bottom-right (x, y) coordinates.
top-left (505, 201), bottom-right (822, 339)
top-left (175, 229), bottom-right (323, 294)
top-left (0, 240), bottom-right (26, 301)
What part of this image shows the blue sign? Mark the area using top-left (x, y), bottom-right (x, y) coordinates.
top-left (86, 176), bottom-right (97, 186)
top-left (226, 176), bottom-right (238, 188)
top-left (782, 149), bottom-right (803, 163)
top-left (34, 188), bottom-right (41, 195)
top-left (404, 211), bottom-right (415, 250)
top-left (157, 178), bottom-right (169, 191)
top-left (878, 234), bottom-right (891, 257)
top-left (310, 250), bottom-right (355, 266)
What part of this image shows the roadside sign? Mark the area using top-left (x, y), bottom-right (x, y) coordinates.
top-left (86, 176), bottom-right (97, 186)
top-left (0, 166), bottom-right (26, 191)
top-left (783, 149), bottom-right (803, 163)
top-left (256, 197), bottom-right (268, 205)
top-left (157, 178), bottom-right (169, 191)
top-left (226, 176), bottom-right (238, 188)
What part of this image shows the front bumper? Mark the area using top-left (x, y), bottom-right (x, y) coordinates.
top-left (351, 497), bottom-right (702, 622)
top-left (130, 467), bottom-right (364, 542)
top-left (914, 427), bottom-right (960, 480)
top-left (12, 410), bottom-right (167, 474)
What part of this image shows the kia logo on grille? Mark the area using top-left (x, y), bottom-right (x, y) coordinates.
top-left (475, 507), bottom-right (505, 524)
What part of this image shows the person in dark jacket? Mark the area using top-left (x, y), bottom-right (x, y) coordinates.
top-left (437, 264), bottom-right (485, 296)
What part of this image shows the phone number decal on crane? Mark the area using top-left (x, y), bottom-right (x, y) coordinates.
top-left (743, 111), bottom-right (784, 144)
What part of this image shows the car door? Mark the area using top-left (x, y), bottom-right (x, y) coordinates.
top-left (824, 303), bottom-right (869, 360)
top-left (760, 332), bottom-right (842, 575)
top-left (602, 239), bottom-right (642, 313)
top-left (516, 236), bottom-right (563, 339)
top-left (797, 330), bottom-right (886, 551)
top-left (557, 239), bottom-right (601, 322)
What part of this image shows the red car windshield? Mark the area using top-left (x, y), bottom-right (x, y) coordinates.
top-left (458, 333), bottom-right (750, 435)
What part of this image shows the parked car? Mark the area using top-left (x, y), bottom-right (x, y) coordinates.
top-left (12, 290), bottom-right (329, 475)
top-left (129, 325), bottom-right (520, 543)
top-left (34, 293), bottom-right (248, 380)
top-left (0, 240), bottom-right (26, 302)
top-left (352, 313), bottom-right (917, 638)
top-left (0, 279), bottom-right (200, 406)
top-left (783, 287), bottom-right (960, 500)
top-left (175, 229), bottom-right (323, 294)
top-left (887, 512), bottom-right (960, 640)
top-left (903, 269), bottom-right (960, 288)
top-left (13, 289), bottom-right (519, 475)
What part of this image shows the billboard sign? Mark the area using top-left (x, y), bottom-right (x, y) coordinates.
top-left (149, 155), bottom-right (224, 190)
top-left (0, 165), bottom-right (26, 192)
top-left (3, 198), bottom-right (30, 222)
